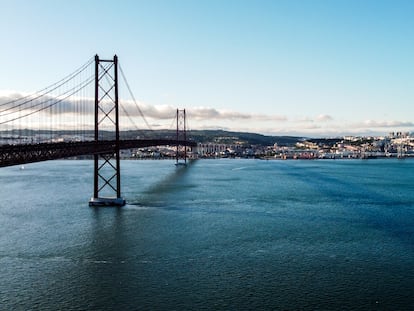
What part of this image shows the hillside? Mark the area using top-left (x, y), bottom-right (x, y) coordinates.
top-left (187, 130), bottom-right (303, 146)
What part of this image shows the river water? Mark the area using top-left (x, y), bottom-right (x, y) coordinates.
top-left (1, 159), bottom-right (414, 310)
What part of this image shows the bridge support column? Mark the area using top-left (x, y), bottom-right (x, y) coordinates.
top-left (175, 109), bottom-right (188, 165)
top-left (89, 54), bottom-right (125, 207)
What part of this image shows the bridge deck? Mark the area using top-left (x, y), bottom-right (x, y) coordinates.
top-left (0, 139), bottom-right (197, 167)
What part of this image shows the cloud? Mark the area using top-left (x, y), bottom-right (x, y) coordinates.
top-left (255, 114), bottom-right (287, 122)
top-left (316, 114), bottom-right (333, 122)
top-left (1, 91), bottom-right (413, 137)
top-left (297, 117), bottom-right (314, 123)
top-left (183, 106), bottom-right (286, 122)
top-left (0, 92), bottom-right (95, 115)
top-left (296, 114), bottom-right (334, 123)
top-left (361, 120), bottom-right (414, 128)
top-left (267, 117), bottom-right (414, 137)
top-left (0, 92), bottom-right (287, 131)
top-left (132, 103), bottom-right (176, 119)
top-left (121, 102), bottom-right (287, 122)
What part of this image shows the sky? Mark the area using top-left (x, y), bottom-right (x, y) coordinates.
top-left (1, 0), bottom-right (413, 137)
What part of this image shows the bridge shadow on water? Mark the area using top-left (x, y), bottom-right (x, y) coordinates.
top-left (126, 160), bottom-right (197, 208)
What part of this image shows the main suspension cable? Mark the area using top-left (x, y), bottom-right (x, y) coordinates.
top-left (119, 62), bottom-right (153, 131)
top-left (0, 57), bottom-right (94, 108)
top-left (0, 74), bottom-right (95, 125)
top-left (0, 74), bottom-right (95, 118)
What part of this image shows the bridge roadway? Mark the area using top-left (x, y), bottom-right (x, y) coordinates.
top-left (0, 139), bottom-right (197, 167)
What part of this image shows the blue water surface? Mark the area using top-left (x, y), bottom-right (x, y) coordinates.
top-left (1, 159), bottom-right (414, 310)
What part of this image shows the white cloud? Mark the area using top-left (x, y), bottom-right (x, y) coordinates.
top-left (316, 114), bottom-right (333, 122)
top-left (296, 114), bottom-right (334, 123)
top-left (296, 117), bottom-right (314, 123)
top-left (361, 120), bottom-right (414, 128)
top-left (1, 91), bottom-right (413, 137)
top-left (0, 92), bottom-right (95, 115)
top-left (122, 101), bottom-right (287, 122)
top-left (187, 106), bottom-right (286, 122)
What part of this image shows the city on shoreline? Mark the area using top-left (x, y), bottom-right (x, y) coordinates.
top-left (197, 131), bottom-right (413, 160)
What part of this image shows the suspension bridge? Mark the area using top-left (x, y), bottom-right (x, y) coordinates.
top-left (0, 55), bottom-right (197, 206)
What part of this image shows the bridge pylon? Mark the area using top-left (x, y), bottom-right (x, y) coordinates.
top-left (175, 109), bottom-right (188, 165)
top-left (89, 55), bottom-right (125, 207)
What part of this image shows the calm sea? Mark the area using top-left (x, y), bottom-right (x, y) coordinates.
top-left (1, 159), bottom-right (414, 310)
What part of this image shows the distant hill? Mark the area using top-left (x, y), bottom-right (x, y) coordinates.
top-left (187, 130), bottom-right (304, 146)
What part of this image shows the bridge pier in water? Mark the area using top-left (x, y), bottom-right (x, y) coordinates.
top-left (175, 109), bottom-right (188, 165)
top-left (89, 55), bottom-right (125, 207)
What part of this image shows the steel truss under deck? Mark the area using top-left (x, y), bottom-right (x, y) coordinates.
top-left (0, 139), bottom-right (196, 168)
